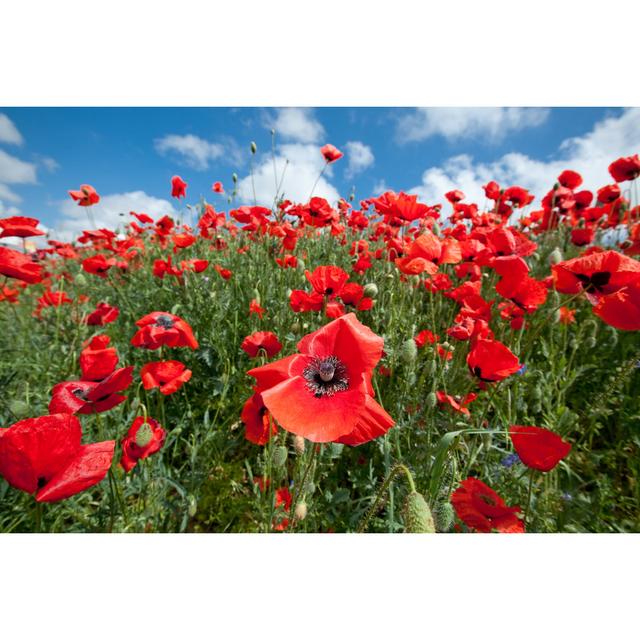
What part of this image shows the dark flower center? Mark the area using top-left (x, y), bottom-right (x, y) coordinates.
top-left (303, 355), bottom-right (349, 398)
top-left (72, 387), bottom-right (89, 401)
top-left (155, 314), bottom-right (175, 329)
top-left (575, 271), bottom-right (610, 292)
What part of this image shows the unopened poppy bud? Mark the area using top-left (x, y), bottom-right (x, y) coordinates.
top-left (425, 391), bottom-right (437, 408)
top-left (8, 399), bottom-right (29, 418)
top-left (427, 359), bottom-right (437, 376)
top-left (363, 283), bottom-right (378, 298)
top-left (293, 435), bottom-right (305, 455)
top-left (290, 321), bottom-right (300, 332)
top-left (297, 259), bottom-right (305, 271)
top-left (270, 128), bottom-right (275, 137)
top-left (272, 445), bottom-right (288, 468)
top-left (400, 338), bottom-right (417, 364)
top-left (135, 421), bottom-right (154, 448)
top-left (304, 480), bottom-right (315, 496)
top-left (585, 336), bottom-right (597, 348)
top-left (532, 401), bottom-right (542, 414)
top-left (532, 386), bottom-right (542, 400)
top-left (403, 491), bottom-right (435, 533)
top-left (232, 173), bottom-right (238, 183)
top-left (250, 141), bottom-right (257, 154)
top-left (286, 288), bottom-right (292, 298)
top-left (554, 309), bottom-right (562, 323)
top-left (294, 502), bottom-right (307, 521)
top-left (252, 288), bottom-right (261, 305)
top-left (434, 501), bottom-right (455, 532)
top-left (74, 272), bottom-right (87, 287)
top-left (482, 432), bottom-right (492, 449)
top-left (188, 495), bottom-right (197, 517)
top-left (549, 247), bottom-right (563, 265)
top-left (409, 275), bottom-right (421, 286)
top-left (432, 222), bottom-right (441, 235)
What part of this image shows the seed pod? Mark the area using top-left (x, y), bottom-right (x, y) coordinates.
top-left (135, 421), bottom-right (154, 448)
top-left (434, 501), bottom-right (455, 532)
top-left (250, 141), bottom-right (257, 154)
top-left (294, 502), bottom-right (307, 521)
top-left (400, 338), bottom-right (418, 364)
top-left (293, 435), bottom-right (305, 455)
top-left (549, 247), bottom-right (563, 265)
top-left (363, 283), bottom-right (378, 298)
top-left (272, 445), bottom-right (288, 468)
top-left (403, 491), bottom-right (435, 533)
top-left (425, 391), bottom-right (438, 408)
top-left (74, 272), bottom-right (87, 287)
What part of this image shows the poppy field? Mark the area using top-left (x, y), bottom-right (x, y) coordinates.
top-left (1, 145), bottom-right (639, 534)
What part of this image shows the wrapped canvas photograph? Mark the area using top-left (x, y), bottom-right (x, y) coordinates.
top-left (0, 105), bottom-right (638, 534)
top-left (1, 2), bottom-right (638, 639)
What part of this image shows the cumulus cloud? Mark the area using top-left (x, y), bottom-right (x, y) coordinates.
top-left (266, 108), bottom-right (325, 144)
top-left (409, 108), bottom-right (640, 208)
top-left (53, 191), bottom-right (176, 241)
top-left (0, 113), bottom-right (24, 146)
top-left (0, 183), bottom-right (22, 203)
top-left (396, 107), bottom-right (550, 144)
top-left (236, 143), bottom-right (340, 205)
top-left (344, 141), bottom-right (374, 179)
top-left (0, 149), bottom-right (37, 184)
top-left (154, 134), bottom-right (226, 171)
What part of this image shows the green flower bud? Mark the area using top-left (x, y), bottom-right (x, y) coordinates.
top-left (272, 445), bottom-right (288, 468)
top-left (549, 247), bottom-right (563, 265)
top-left (363, 283), bottom-right (378, 298)
top-left (400, 338), bottom-right (418, 364)
top-left (585, 336), bottom-right (597, 349)
top-left (425, 391), bottom-right (438, 408)
top-left (294, 502), bottom-right (307, 521)
top-left (135, 421), bottom-right (154, 448)
top-left (434, 501), bottom-right (455, 532)
top-left (8, 399), bottom-right (29, 418)
top-left (188, 495), bottom-right (197, 517)
top-left (296, 258), bottom-right (306, 271)
top-left (250, 141), bottom-right (257, 154)
top-left (252, 288), bottom-right (261, 305)
top-left (293, 435), bottom-right (305, 455)
top-left (329, 443), bottom-right (344, 458)
top-left (232, 173), bottom-right (238, 183)
top-left (74, 272), bottom-right (87, 287)
top-left (403, 492), bottom-right (435, 533)
top-left (304, 481), bottom-right (315, 496)
top-left (427, 359), bottom-right (438, 376)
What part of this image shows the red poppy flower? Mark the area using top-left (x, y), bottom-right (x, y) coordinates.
top-left (214, 264), bottom-right (233, 280)
top-left (445, 190), bottom-right (465, 203)
top-left (172, 233), bottom-right (196, 249)
top-left (120, 416), bottom-right (166, 472)
top-left (247, 313), bottom-right (394, 444)
top-left (171, 175), bottom-right (187, 199)
top-left (82, 254), bottom-right (116, 278)
top-left (558, 306), bottom-right (576, 325)
top-left (49, 366), bottom-right (134, 415)
top-left (593, 280), bottom-right (640, 330)
top-left (502, 186), bottom-right (534, 208)
top-left (68, 184), bottom-right (100, 206)
top-left (396, 231), bottom-right (462, 276)
top-left (305, 265), bottom-right (349, 298)
top-left (570, 227), bottom-right (595, 247)
top-left (131, 312), bottom-right (198, 350)
top-left (552, 250), bottom-right (640, 297)
top-left (467, 339), bottom-right (521, 383)
top-left (558, 169), bottom-right (583, 190)
top-left (249, 299), bottom-right (266, 319)
top-left (290, 289), bottom-right (324, 313)
top-left (436, 391), bottom-right (477, 415)
top-left (597, 184), bottom-right (621, 203)
top-left (320, 144), bottom-right (343, 163)
top-left (0, 216), bottom-right (45, 238)
top-left (273, 487), bottom-right (292, 530)
top-left (509, 425), bottom-right (571, 472)
top-left (181, 259), bottom-right (209, 273)
top-left (451, 478), bottom-right (524, 533)
top-left (79, 335), bottom-right (118, 381)
top-left (86, 302), bottom-right (119, 326)
top-left (241, 392), bottom-right (278, 445)
top-left (608, 154), bottom-right (640, 183)
top-left (0, 413), bottom-right (114, 503)
top-left (483, 181), bottom-right (501, 200)
top-left (212, 181), bottom-right (224, 193)
top-left (241, 331), bottom-right (283, 358)
top-left (414, 329), bottom-right (439, 348)
top-left (0, 246), bottom-right (43, 284)
top-left (140, 360), bottom-right (192, 395)
top-left (130, 211), bottom-right (154, 224)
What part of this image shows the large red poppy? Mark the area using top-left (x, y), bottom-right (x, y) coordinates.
top-left (86, 302), bottom-right (119, 326)
top-left (0, 246), bottom-right (43, 284)
top-left (305, 265), bottom-right (349, 299)
top-left (68, 184), bottom-right (100, 206)
top-left (509, 425), bottom-right (571, 472)
top-left (608, 155), bottom-right (640, 183)
top-left (241, 331), bottom-right (283, 358)
top-left (140, 360), bottom-right (192, 395)
top-left (467, 339), bottom-right (521, 383)
top-left (247, 313), bottom-right (394, 443)
top-left (171, 175), bottom-right (187, 199)
top-left (593, 280), bottom-right (640, 330)
top-left (79, 334), bottom-right (118, 381)
top-left (451, 478), bottom-right (524, 533)
top-left (131, 312), bottom-right (198, 349)
top-left (82, 254), bottom-right (116, 278)
top-left (0, 413), bottom-right (114, 502)
top-left (320, 144), bottom-right (343, 163)
top-left (0, 216), bottom-right (45, 238)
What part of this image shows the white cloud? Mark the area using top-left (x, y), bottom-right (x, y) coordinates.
top-left (0, 113), bottom-right (24, 145)
top-left (0, 183), bottom-right (22, 203)
top-left (54, 191), bottom-right (176, 240)
top-left (237, 143), bottom-right (340, 205)
top-left (154, 134), bottom-right (225, 170)
top-left (0, 197), bottom-right (22, 216)
top-left (0, 149), bottom-right (37, 184)
top-left (344, 141), bottom-right (374, 179)
top-left (396, 107), bottom-right (550, 144)
top-left (409, 108), bottom-right (640, 208)
top-left (266, 108), bottom-right (325, 144)
top-left (40, 156), bottom-right (60, 173)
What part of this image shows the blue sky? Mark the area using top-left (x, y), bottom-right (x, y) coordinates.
top-left (0, 107), bottom-right (638, 240)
